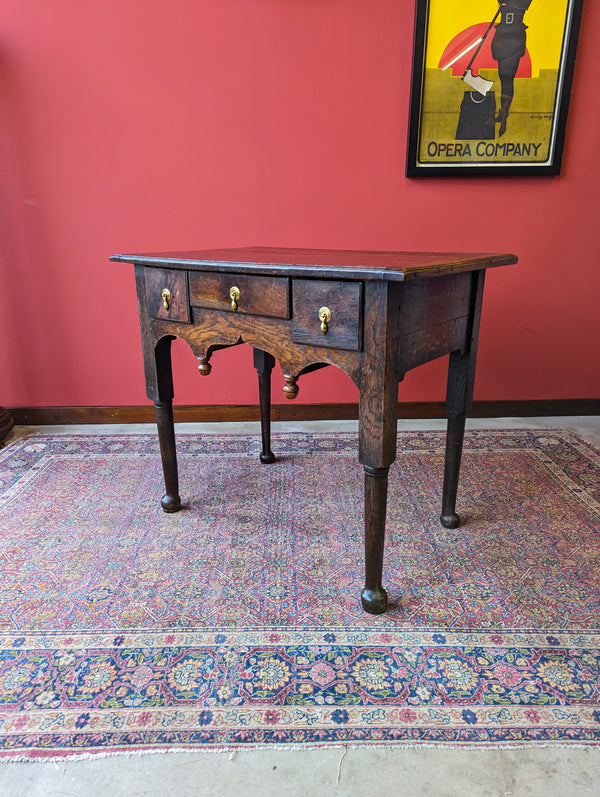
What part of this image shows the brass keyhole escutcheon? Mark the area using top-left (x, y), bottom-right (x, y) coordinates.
top-left (318, 306), bottom-right (332, 334)
top-left (230, 286), bottom-right (240, 311)
top-left (161, 288), bottom-right (171, 311)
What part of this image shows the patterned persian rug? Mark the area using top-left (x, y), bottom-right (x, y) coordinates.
top-left (0, 429), bottom-right (599, 758)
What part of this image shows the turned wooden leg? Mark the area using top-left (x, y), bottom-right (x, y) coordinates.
top-left (361, 465), bottom-right (390, 614)
top-left (441, 350), bottom-right (469, 528)
top-left (356, 281), bottom-right (400, 614)
top-left (154, 399), bottom-right (181, 513)
top-left (150, 336), bottom-right (181, 513)
top-left (440, 271), bottom-right (485, 529)
top-left (441, 349), bottom-right (471, 528)
top-left (440, 403), bottom-right (466, 529)
top-left (253, 348), bottom-right (275, 464)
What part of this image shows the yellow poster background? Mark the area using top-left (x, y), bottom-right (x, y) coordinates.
top-left (417, 0), bottom-right (573, 168)
top-left (425, 0), bottom-right (569, 75)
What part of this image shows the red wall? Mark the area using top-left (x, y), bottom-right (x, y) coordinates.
top-left (1, 0), bottom-right (599, 409)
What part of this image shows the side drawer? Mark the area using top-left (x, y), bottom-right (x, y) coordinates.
top-left (189, 271), bottom-right (290, 319)
top-left (145, 267), bottom-right (190, 323)
top-left (292, 279), bottom-right (363, 351)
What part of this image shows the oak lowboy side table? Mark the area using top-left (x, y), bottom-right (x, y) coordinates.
top-left (112, 247), bottom-right (517, 614)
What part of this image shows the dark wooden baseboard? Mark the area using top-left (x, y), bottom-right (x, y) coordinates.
top-left (9, 399), bottom-right (600, 426)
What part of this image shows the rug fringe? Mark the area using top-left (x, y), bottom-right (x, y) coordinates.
top-left (3, 739), bottom-right (599, 763)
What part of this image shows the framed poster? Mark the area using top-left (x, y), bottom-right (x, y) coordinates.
top-left (406, 0), bottom-right (583, 176)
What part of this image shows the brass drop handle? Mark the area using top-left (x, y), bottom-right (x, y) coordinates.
top-left (230, 286), bottom-right (240, 311)
top-left (161, 288), bottom-right (171, 311)
top-left (318, 306), bottom-right (332, 334)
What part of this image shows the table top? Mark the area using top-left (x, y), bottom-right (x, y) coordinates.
top-left (111, 246), bottom-right (517, 282)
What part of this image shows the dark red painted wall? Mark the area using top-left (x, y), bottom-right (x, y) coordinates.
top-left (1, 1), bottom-right (598, 408)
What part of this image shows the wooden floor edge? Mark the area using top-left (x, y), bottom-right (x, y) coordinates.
top-left (8, 400), bottom-right (600, 426)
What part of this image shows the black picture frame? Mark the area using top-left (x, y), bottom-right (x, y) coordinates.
top-left (406, 0), bottom-right (584, 177)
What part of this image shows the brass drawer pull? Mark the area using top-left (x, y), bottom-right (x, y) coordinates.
top-left (230, 286), bottom-right (240, 311)
top-left (318, 306), bottom-right (332, 334)
top-left (161, 288), bottom-right (171, 311)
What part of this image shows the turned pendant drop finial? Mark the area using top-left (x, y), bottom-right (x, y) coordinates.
top-left (197, 357), bottom-right (212, 376)
top-left (283, 375), bottom-right (299, 400)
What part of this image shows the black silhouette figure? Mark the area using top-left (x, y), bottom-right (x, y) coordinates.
top-left (491, 1), bottom-right (533, 135)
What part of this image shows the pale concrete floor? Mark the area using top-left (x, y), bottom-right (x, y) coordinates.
top-left (1, 416), bottom-right (599, 797)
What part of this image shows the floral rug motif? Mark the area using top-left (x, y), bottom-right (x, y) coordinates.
top-left (0, 429), bottom-right (599, 756)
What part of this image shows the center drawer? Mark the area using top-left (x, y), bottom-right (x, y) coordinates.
top-left (188, 271), bottom-right (291, 319)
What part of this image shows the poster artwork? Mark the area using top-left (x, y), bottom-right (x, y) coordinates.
top-left (407, 0), bottom-right (583, 175)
